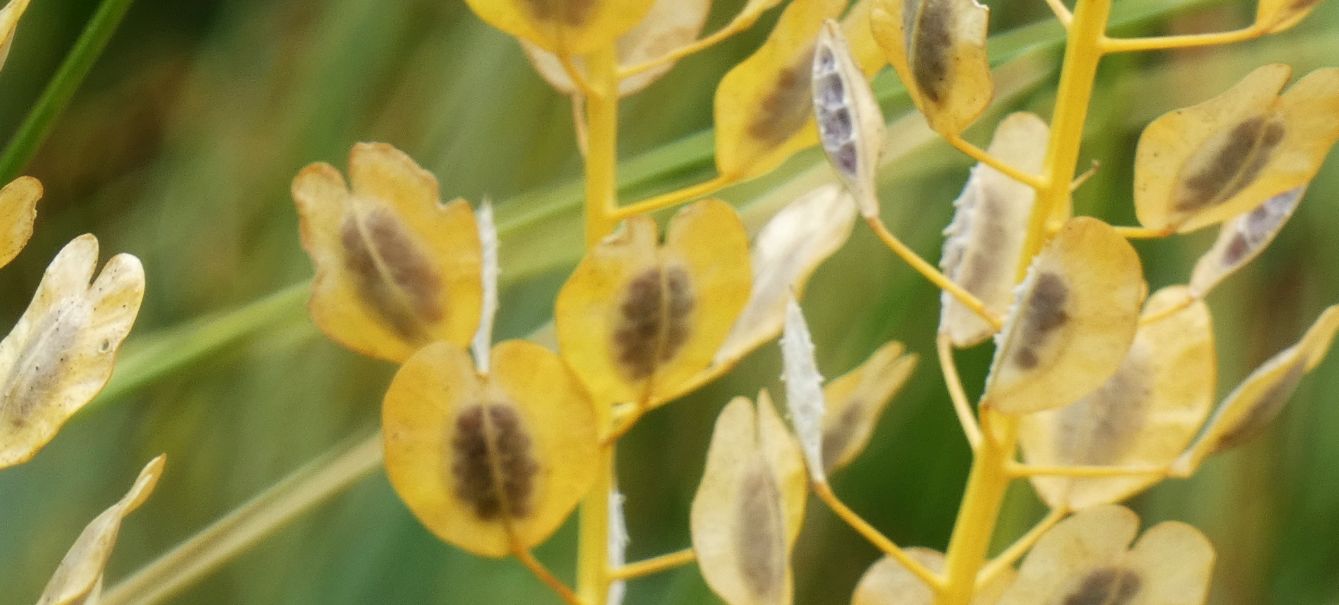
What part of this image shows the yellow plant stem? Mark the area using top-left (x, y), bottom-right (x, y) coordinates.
top-left (864, 216), bottom-right (1004, 331)
top-left (1139, 291), bottom-right (1199, 326)
top-left (515, 547), bottom-right (583, 604)
top-left (1006, 461), bottom-right (1167, 478)
top-left (1113, 225), bottom-right (1173, 239)
top-left (945, 133), bottom-right (1048, 190)
top-left (813, 481), bottom-right (942, 588)
top-left (937, 334), bottom-right (982, 450)
top-left (1102, 23), bottom-right (1264, 54)
top-left (1042, 0), bottom-right (1073, 27)
top-left (938, 411), bottom-right (1017, 604)
top-left (613, 174), bottom-right (732, 220)
top-left (609, 548), bottom-right (697, 581)
top-left (976, 507), bottom-right (1068, 586)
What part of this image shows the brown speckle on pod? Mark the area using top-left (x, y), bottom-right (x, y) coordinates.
top-left (448, 402), bottom-right (540, 521)
top-left (340, 209), bottom-right (443, 340)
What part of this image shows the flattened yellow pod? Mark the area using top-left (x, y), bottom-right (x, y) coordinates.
top-left (1189, 187), bottom-right (1303, 297)
top-left (1258, 0), bottom-right (1322, 33)
top-left (463, 0), bottom-right (654, 57)
top-left (382, 340), bottom-right (598, 557)
top-left (0, 175), bottom-right (40, 269)
top-left (715, 0), bottom-right (847, 181)
top-left (0, 0), bottom-right (32, 72)
top-left (984, 218), bottom-right (1145, 415)
top-left (1019, 287), bottom-right (1215, 509)
top-left (1173, 305), bottom-right (1339, 474)
top-left (821, 341), bottom-right (916, 474)
top-left (293, 143), bottom-right (483, 363)
top-left (997, 506), bottom-right (1214, 605)
top-left (1134, 65), bottom-right (1339, 233)
top-left (692, 394), bottom-right (807, 605)
top-left (0, 235), bottom-right (145, 469)
top-left (556, 199), bottom-right (750, 406)
top-left (38, 455), bottom-right (165, 605)
top-left (853, 547), bottom-right (1013, 605)
top-left (842, 0), bottom-right (893, 77)
top-left (870, 0), bottom-right (992, 135)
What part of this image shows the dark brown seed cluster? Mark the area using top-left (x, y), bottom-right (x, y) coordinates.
top-left (749, 50), bottom-right (817, 148)
top-left (1176, 115), bottom-right (1286, 212)
top-left (906, 0), bottom-right (954, 105)
top-left (1013, 272), bottom-right (1070, 369)
top-left (613, 266), bottom-right (694, 381)
top-left (734, 462), bottom-right (785, 601)
top-left (448, 403), bottom-right (540, 521)
top-left (821, 401), bottom-right (866, 472)
top-left (1214, 360), bottom-right (1306, 451)
top-left (1064, 566), bottom-right (1142, 605)
top-left (1053, 351), bottom-right (1152, 465)
top-left (340, 210), bottom-right (444, 340)
top-left (522, 0), bottom-right (594, 27)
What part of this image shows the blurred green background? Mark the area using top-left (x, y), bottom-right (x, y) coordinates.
top-left (1, 0), bottom-right (1337, 603)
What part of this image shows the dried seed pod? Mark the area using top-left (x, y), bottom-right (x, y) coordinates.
top-left (984, 218), bottom-right (1145, 415)
top-left (0, 235), bottom-right (145, 469)
top-left (870, 0), bottom-right (993, 135)
top-left (1019, 286), bottom-right (1215, 509)
top-left (0, 0), bottom-right (31, 71)
top-left (521, 0), bottom-right (711, 97)
top-left (1134, 65), bottom-right (1339, 233)
top-left (813, 19), bottom-right (886, 217)
top-left (462, 0), bottom-right (654, 56)
top-left (292, 143), bottom-right (483, 363)
top-left (780, 298), bottom-right (826, 481)
top-left (853, 547), bottom-right (1013, 605)
top-left (1188, 187), bottom-right (1303, 297)
top-left (713, 184), bottom-right (856, 367)
top-left (939, 113), bottom-right (1050, 347)
top-left (714, 0), bottom-right (847, 181)
top-left (821, 340), bottom-right (915, 474)
top-left (38, 455), bottom-right (165, 605)
top-left (382, 340), bottom-right (598, 557)
top-left (1173, 305), bottom-right (1339, 474)
top-left (1257, 0), bottom-right (1322, 33)
top-left (556, 199), bottom-right (750, 406)
top-left (0, 175), bottom-right (40, 269)
top-left (996, 506), bottom-right (1214, 605)
top-left (692, 394), bottom-right (807, 605)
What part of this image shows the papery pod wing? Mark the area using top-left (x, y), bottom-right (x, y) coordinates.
top-left (692, 394), bottom-right (807, 605)
top-left (870, 0), bottom-right (992, 135)
top-left (0, 235), bottom-right (145, 469)
top-left (821, 340), bottom-right (916, 474)
top-left (0, 175), bottom-right (40, 269)
top-left (997, 505), bottom-right (1214, 605)
top-left (0, 0), bottom-right (31, 71)
top-left (292, 143), bottom-right (483, 363)
top-left (382, 341), bottom-right (599, 557)
top-left (38, 455), bottom-right (165, 605)
top-left (853, 547), bottom-right (1013, 605)
top-left (939, 113), bottom-right (1050, 347)
top-left (1189, 187), bottom-right (1303, 297)
top-left (1173, 305), bottom-right (1339, 474)
top-left (556, 199), bottom-right (751, 407)
top-left (984, 218), bottom-right (1145, 415)
top-left (1257, 0), bottom-right (1323, 33)
top-left (1134, 65), bottom-right (1339, 233)
top-left (463, 0), bottom-right (654, 57)
top-left (1019, 286), bottom-right (1215, 509)
top-left (714, 0), bottom-right (847, 181)
top-left (713, 184), bottom-right (856, 368)
top-left (814, 20), bottom-right (886, 217)
top-left (522, 0), bottom-right (711, 96)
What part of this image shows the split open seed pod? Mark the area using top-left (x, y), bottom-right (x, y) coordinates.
top-left (870, 0), bottom-right (993, 135)
top-left (692, 393), bottom-right (807, 605)
top-left (462, 0), bottom-right (654, 57)
top-left (1019, 286), bottom-right (1215, 509)
top-left (853, 547), bottom-right (1013, 605)
top-left (821, 340), bottom-right (916, 475)
top-left (0, 175), bottom-right (40, 269)
top-left (382, 340), bottom-right (599, 557)
top-left (984, 217), bottom-right (1145, 415)
top-left (556, 199), bottom-right (750, 407)
top-left (1134, 64), bottom-right (1339, 233)
top-left (813, 19), bottom-right (886, 217)
top-left (1188, 187), bottom-right (1304, 297)
top-left (0, 235), bottom-right (145, 469)
top-left (292, 142), bottom-right (483, 363)
top-left (996, 505), bottom-right (1214, 605)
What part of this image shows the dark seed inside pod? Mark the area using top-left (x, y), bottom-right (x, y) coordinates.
top-left (906, 0), bottom-right (954, 105)
top-left (613, 266), bottom-right (695, 381)
top-left (1013, 272), bottom-right (1070, 370)
top-left (749, 50), bottom-right (817, 148)
top-left (1176, 115), bottom-right (1286, 213)
top-left (1054, 347), bottom-right (1153, 465)
top-left (1063, 566), bottom-right (1142, 605)
top-left (340, 209), bottom-right (443, 340)
top-left (821, 400), bottom-right (865, 472)
top-left (1214, 360), bottom-right (1306, 451)
top-left (734, 460), bottom-right (786, 601)
top-left (522, 0), bottom-right (595, 27)
top-left (448, 403), bottom-right (541, 521)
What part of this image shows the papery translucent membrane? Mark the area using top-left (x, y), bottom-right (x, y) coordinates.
top-left (292, 142), bottom-right (483, 363)
top-left (38, 455), bottom-right (165, 605)
top-left (813, 19), bottom-right (886, 217)
top-left (1019, 286), bottom-right (1215, 509)
top-left (1258, 0), bottom-right (1323, 33)
top-left (780, 298), bottom-right (826, 481)
top-left (996, 505), bottom-right (1214, 605)
top-left (714, 0), bottom-right (846, 181)
top-left (1173, 304), bottom-right (1339, 474)
top-left (1134, 64), bottom-right (1339, 233)
top-left (821, 340), bottom-right (915, 474)
top-left (521, 0), bottom-right (710, 97)
top-left (381, 340), bottom-right (598, 557)
top-left (0, 0), bottom-right (31, 71)
top-left (1188, 187), bottom-right (1303, 297)
top-left (871, 0), bottom-right (993, 135)
top-left (692, 393), bottom-right (807, 605)
top-left (939, 112), bottom-right (1050, 348)
top-left (556, 199), bottom-right (750, 407)
top-left (0, 235), bottom-right (145, 469)
top-left (0, 175), bottom-right (40, 269)
top-left (985, 217), bottom-right (1145, 415)
top-left (462, 0), bottom-right (654, 56)
top-left (853, 547), bottom-right (1013, 605)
